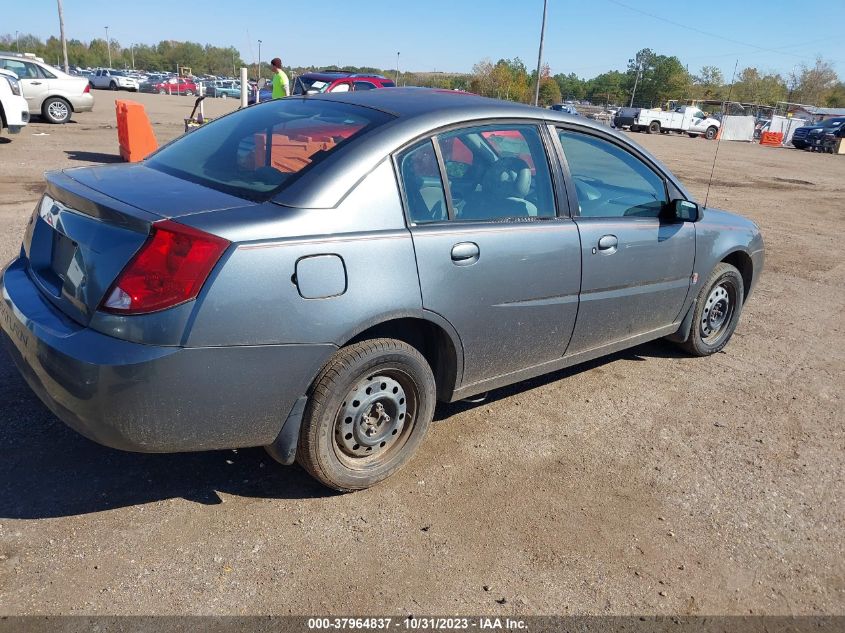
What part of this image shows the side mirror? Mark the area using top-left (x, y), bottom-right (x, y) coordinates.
top-left (671, 199), bottom-right (702, 222)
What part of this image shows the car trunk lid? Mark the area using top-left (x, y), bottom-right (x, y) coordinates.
top-left (63, 163), bottom-right (253, 219)
top-left (22, 165), bottom-right (243, 328)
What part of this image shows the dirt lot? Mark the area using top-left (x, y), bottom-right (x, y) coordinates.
top-left (0, 92), bottom-right (842, 616)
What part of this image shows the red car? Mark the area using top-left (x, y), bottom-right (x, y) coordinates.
top-left (153, 78), bottom-right (198, 96)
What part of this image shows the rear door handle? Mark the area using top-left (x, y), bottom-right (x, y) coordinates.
top-left (597, 234), bottom-right (618, 253)
top-left (29, 81), bottom-right (42, 85)
top-left (451, 241), bottom-right (479, 266)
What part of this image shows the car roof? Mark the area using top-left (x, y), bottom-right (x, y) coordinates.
top-left (270, 88), bottom-right (689, 209)
top-left (302, 71), bottom-right (388, 81)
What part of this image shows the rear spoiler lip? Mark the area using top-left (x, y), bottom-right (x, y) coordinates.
top-left (45, 170), bottom-right (160, 234)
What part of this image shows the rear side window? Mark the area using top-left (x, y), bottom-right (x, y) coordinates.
top-left (440, 124), bottom-right (556, 221)
top-left (353, 81), bottom-right (376, 90)
top-left (147, 99), bottom-right (394, 200)
top-left (381, 80), bottom-right (396, 87)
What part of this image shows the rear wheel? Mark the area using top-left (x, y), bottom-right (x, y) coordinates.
top-left (109, 81), bottom-right (118, 91)
top-left (42, 97), bottom-right (71, 124)
top-left (705, 126), bottom-right (718, 140)
top-left (678, 263), bottom-right (744, 356)
top-left (688, 133), bottom-right (699, 138)
top-left (630, 125), bottom-right (640, 133)
top-left (158, 88), bottom-right (166, 94)
top-left (296, 339), bottom-right (436, 492)
top-left (185, 90), bottom-right (194, 96)
top-left (648, 121), bottom-right (661, 134)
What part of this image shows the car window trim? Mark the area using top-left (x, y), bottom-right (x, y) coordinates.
top-left (431, 137), bottom-right (456, 221)
top-left (551, 123), bottom-right (673, 220)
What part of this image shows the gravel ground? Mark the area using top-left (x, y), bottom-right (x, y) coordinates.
top-left (0, 92), bottom-right (842, 616)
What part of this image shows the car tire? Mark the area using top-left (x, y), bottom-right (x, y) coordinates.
top-left (678, 263), bottom-right (744, 357)
top-left (705, 126), bottom-right (718, 140)
top-left (648, 121), bottom-right (661, 134)
top-left (158, 89), bottom-right (166, 94)
top-left (185, 90), bottom-right (194, 96)
top-left (41, 97), bottom-right (71, 124)
top-left (109, 82), bottom-right (118, 91)
top-left (296, 338), bottom-right (436, 492)
top-left (688, 133), bottom-right (699, 138)
top-left (630, 125), bottom-right (640, 132)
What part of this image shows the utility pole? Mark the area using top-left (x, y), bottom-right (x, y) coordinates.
top-left (257, 39), bottom-right (262, 81)
top-left (533, 0), bottom-right (548, 107)
top-left (15, 31), bottom-right (19, 52)
top-left (130, 44), bottom-right (135, 70)
top-left (105, 26), bottom-right (111, 67)
top-left (629, 61), bottom-right (641, 107)
top-left (57, 0), bottom-right (69, 73)
top-left (396, 52), bottom-right (400, 85)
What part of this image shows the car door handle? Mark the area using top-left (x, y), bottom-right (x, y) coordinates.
top-left (30, 81), bottom-right (42, 85)
top-left (451, 242), bottom-right (479, 266)
top-left (597, 234), bottom-right (618, 253)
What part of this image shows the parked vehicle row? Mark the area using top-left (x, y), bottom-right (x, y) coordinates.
top-left (0, 89), bottom-right (764, 492)
top-left (0, 52), bottom-right (93, 123)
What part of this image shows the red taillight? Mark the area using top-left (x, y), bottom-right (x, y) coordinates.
top-left (83, 83), bottom-right (90, 93)
top-left (101, 220), bottom-right (230, 315)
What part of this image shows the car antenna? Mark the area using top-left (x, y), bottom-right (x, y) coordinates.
top-left (704, 60), bottom-right (738, 209)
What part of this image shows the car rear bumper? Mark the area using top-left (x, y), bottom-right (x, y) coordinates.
top-left (1, 257), bottom-right (335, 453)
top-left (68, 93), bottom-right (95, 112)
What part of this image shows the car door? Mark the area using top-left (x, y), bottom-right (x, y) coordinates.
top-left (555, 127), bottom-right (695, 354)
top-left (397, 123), bottom-right (581, 387)
top-left (1, 59), bottom-right (47, 112)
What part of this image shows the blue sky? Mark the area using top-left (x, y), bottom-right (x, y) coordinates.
top-left (5, 0), bottom-right (844, 79)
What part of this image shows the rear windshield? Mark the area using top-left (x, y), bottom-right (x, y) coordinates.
top-left (146, 99), bottom-right (394, 200)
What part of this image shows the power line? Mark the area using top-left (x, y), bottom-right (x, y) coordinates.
top-left (605, 0), bottom-right (829, 61)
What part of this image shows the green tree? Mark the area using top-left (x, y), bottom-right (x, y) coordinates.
top-left (538, 77), bottom-right (561, 106)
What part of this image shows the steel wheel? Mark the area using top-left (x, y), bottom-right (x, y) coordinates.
top-left (700, 282), bottom-right (735, 344)
top-left (333, 372), bottom-right (416, 469)
top-left (294, 338), bottom-right (436, 491)
top-left (675, 262), bottom-right (745, 357)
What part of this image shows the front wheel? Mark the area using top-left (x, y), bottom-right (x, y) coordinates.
top-left (184, 90), bottom-right (194, 96)
top-left (109, 81), bottom-right (118, 91)
top-left (705, 126), bottom-right (718, 140)
top-left (678, 263), bottom-right (744, 356)
top-left (296, 339), bottom-right (436, 492)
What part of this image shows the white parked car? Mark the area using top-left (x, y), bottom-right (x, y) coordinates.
top-left (0, 53), bottom-right (94, 124)
top-left (89, 69), bottom-right (139, 92)
top-left (632, 105), bottom-right (721, 139)
top-left (0, 68), bottom-right (30, 136)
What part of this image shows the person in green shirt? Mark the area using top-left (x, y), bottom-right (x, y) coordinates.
top-left (270, 57), bottom-right (290, 98)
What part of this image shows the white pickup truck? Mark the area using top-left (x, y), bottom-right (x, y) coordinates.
top-left (0, 68), bottom-right (30, 137)
top-left (632, 105), bottom-right (720, 139)
top-left (89, 68), bottom-right (139, 92)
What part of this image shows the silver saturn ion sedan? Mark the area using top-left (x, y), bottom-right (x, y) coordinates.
top-left (0, 89), bottom-right (764, 491)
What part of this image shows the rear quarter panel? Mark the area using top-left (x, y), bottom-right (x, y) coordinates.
top-left (182, 159), bottom-right (424, 347)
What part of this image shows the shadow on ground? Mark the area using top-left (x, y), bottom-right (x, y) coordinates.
top-left (64, 150), bottom-right (123, 163)
top-left (0, 339), bottom-right (685, 520)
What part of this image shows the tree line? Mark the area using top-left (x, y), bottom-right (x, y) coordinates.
top-left (3, 34), bottom-right (843, 108)
top-left (1, 33), bottom-right (246, 77)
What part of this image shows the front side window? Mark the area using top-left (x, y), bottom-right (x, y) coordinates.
top-left (558, 130), bottom-right (667, 218)
top-left (397, 140), bottom-right (447, 224)
top-left (147, 99), bottom-right (394, 200)
top-left (353, 81), bottom-right (376, 90)
top-left (329, 82), bottom-right (350, 93)
top-left (438, 124), bottom-right (556, 221)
